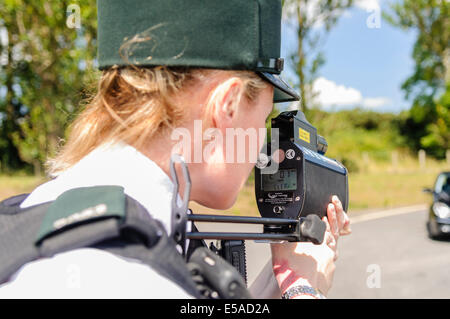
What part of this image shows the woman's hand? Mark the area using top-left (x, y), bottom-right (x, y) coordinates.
top-left (328, 195), bottom-right (352, 238)
top-left (271, 196), bottom-right (351, 298)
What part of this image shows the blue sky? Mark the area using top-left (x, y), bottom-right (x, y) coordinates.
top-left (280, 0), bottom-right (417, 113)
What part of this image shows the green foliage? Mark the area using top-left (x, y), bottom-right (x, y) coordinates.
top-left (420, 85), bottom-right (450, 157)
top-left (307, 108), bottom-right (405, 172)
top-left (384, 0), bottom-right (450, 159)
top-left (0, 0), bottom-right (98, 174)
top-left (0, 0), bottom-right (446, 176)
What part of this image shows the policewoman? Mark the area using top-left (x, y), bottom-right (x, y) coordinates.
top-left (0, 0), bottom-right (350, 298)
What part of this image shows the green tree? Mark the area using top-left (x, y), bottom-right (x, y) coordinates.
top-left (420, 84), bottom-right (450, 153)
top-left (0, 2), bottom-right (26, 173)
top-left (0, 0), bottom-right (98, 174)
top-left (282, 0), bottom-right (353, 112)
top-left (384, 0), bottom-right (449, 158)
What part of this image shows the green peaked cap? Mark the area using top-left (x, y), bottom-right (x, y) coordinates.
top-left (97, 0), bottom-right (300, 103)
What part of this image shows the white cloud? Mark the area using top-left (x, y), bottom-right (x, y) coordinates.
top-left (283, 0), bottom-right (381, 26)
top-left (355, 0), bottom-right (381, 11)
top-left (311, 77), bottom-right (391, 110)
top-left (312, 77), bottom-right (362, 106)
top-left (283, 0), bottom-right (319, 21)
top-left (339, 0), bottom-right (381, 22)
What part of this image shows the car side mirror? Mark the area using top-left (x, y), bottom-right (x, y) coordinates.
top-left (437, 191), bottom-right (450, 203)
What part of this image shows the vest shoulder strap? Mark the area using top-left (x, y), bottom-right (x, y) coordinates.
top-left (0, 186), bottom-right (200, 298)
top-left (0, 193), bottom-right (30, 214)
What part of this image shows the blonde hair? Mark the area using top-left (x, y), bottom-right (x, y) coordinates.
top-left (46, 66), bottom-right (267, 177)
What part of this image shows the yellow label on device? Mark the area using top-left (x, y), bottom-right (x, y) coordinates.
top-left (299, 128), bottom-right (310, 143)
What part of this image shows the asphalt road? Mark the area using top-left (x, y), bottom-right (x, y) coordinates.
top-left (328, 208), bottom-right (450, 299)
top-left (195, 208), bottom-right (450, 299)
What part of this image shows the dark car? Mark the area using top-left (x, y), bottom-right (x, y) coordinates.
top-left (424, 172), bottom-right (450, 239)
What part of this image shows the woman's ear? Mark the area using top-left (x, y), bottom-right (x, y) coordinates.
top-left (210, 77), bottom-right (244, 132)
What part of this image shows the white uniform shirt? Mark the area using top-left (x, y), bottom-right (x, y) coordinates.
top-left (0, 142), bottom-right (194, 298)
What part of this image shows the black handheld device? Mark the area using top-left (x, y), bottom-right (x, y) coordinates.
top-left (255, 110), bottom-right (349, 221)
top-left (173, 110), bottom-right (348, 245)
top-left (170, 110), bottom-right (349, 296)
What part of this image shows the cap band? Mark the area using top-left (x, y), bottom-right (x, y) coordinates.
top-left (256, 58), bottom-right (284, 74)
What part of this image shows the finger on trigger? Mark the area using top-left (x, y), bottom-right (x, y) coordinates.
top-left (332, 195), bottom-right (344, 213)
top-left (327, 203), bottom-right (339, 236)
top-left (322, 216), bottom-right (331, 233)
top-left (332, 196), bottom-right (345, 227)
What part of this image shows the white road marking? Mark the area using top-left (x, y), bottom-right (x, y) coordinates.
top-left (350, 204), bottom-right (428, 224)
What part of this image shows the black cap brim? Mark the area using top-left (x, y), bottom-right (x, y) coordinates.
top-left (258, 72), bottom-right (300, 103)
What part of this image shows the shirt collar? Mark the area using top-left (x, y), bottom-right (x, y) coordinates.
top-left (21, 141), bottom-right (176, 235)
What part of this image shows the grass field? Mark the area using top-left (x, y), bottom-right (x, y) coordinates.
top-left (0, 175), bottom-right (46, 201)
top-left (1, 156), bottom-right (448, 216)
top-left (189, 171), bottom-right (443, 216)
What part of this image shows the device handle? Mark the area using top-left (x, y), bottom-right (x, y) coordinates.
top-left (299, 214), bottom-right (327, 244)
top-left (188, 247), bottom-right (251, 299)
